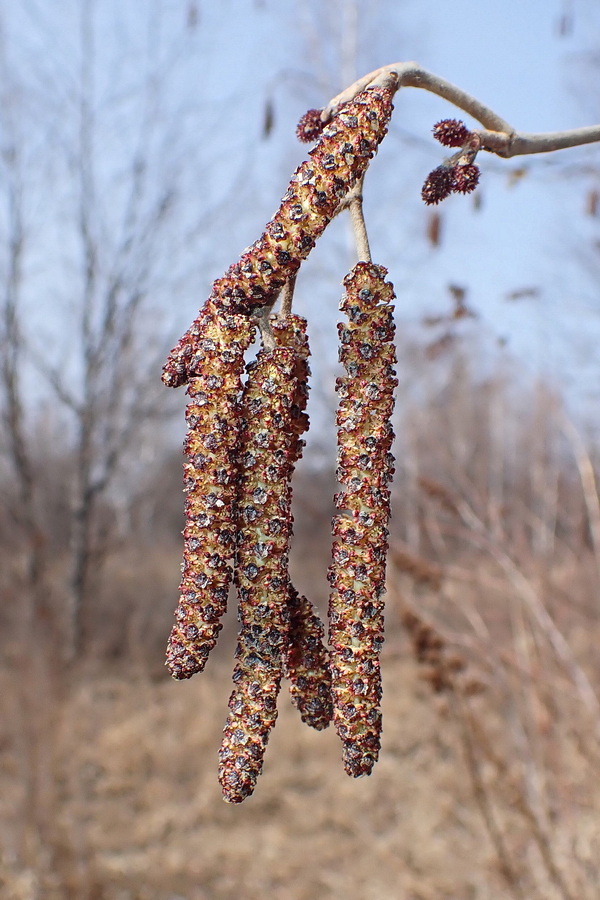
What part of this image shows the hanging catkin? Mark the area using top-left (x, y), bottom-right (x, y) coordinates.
top-left (162, 84), bottom-right (394, 388)
top-left (219, 315), bottom-right (322, 802)
top-left (270, 317), bottom-right (333, 732)
top-left (284, 585), bottom-right (333, 731)
top-left (328, 262), bottom-right (397, 777)
top-left (165, 310), bottom-right (255, 679)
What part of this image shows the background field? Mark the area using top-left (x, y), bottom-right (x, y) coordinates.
top-left (2, 385), bottom-right (600, 900)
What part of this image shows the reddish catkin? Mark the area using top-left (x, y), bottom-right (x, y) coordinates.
top-left (165, 311), bottom-right (255, 679)
top-left (162, 84), bottom-right (394, 388)
top-left (219, 318), bottom-right (316, 802)
top-left (328, 262), bottom-right (397, 777)
top-left (271, 316), bottom-right (333, 731)
top-left (284, 585), bottom-right (333, 730)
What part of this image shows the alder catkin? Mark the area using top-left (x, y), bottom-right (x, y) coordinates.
top-left (163, 85), bottom-right (394, 388)
top-left (328, 262), bottom-right (397, 777)
top-left (165, 311), bottom-right (255, 679)
top-left (284, 585), bottom-right (333, 731)
top-left (270, 316), bottom-right (333, 732)
top-left (219, 317), bottom-right (317, 802)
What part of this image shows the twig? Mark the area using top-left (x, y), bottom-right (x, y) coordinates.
top-left (255, 308), bottom-right (275, 350)
top-left (322, 62), bottom-right (600, 159)
top-left (279, 275), bottom-right (297, 318)
top-left (345, 177), bottom-right (371, 262)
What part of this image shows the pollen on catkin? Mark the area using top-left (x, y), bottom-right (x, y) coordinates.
top-left (165, 310), bottom-right (255, 679)
top-left (328, 262), bottom-right (397, 777)
top-left (219, 317), bottom-right (317, 803)
top-left (163, 84), bottom-right (394, 387)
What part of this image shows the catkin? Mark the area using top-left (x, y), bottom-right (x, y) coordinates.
top-left (165, 311), bottom-right (255, 679)
top-left (271, 317), bottom-right (333, 732)
top-left (219, 317), bottom-right (315, 803)
top-left (162, 85), bottom-right (394, 388)
top-left (328, 262), bottom-right (397, 777)
top-left (284, 585), bottom-right (333, 731)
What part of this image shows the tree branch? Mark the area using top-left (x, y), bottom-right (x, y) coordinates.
top-left (345, 177), bottom-right (371, 263)
top-left (322, 62), bottom-right (600, 159)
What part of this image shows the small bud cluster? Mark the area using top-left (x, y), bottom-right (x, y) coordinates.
top-left (421, 118), bottom-right (481, 205)
top-left (328, 262), bottom-right (397, 777)
top-left (284, 585), bottom-right (333, 731)
top-left (296, 108), bottom-right (325, 143)
top-left (432, 118), bottom-right (472, 147)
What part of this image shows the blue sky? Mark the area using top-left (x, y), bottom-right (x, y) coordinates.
top-left (4, 0), bottom-right (599, 429)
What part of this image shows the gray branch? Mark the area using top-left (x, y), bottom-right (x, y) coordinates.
top-left (322, 62), bottom-right (600, 159)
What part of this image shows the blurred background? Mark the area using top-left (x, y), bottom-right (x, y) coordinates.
top-left (1, 1), bottom-right (600, 897)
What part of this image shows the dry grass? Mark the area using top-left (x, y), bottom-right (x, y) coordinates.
top-left (2, 355), bottom-right (600, 899)
top-left (0, 627), bottom-right (500, 900)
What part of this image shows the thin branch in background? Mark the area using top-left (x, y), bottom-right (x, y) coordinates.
top-left (256, 307), bottom-right (276, 349)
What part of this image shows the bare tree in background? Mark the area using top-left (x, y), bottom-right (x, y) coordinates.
top-left (0, 4), bottom-right (207, 888)
top-left (0, 3), bottom-right (202, 659)
top-left (62, 5), bottom-right (177, 656)
top-left (0, 21), bottom-right (43, 612)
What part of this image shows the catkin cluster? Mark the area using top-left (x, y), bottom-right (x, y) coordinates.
top-left (164, 83), bottom-right (399, 802)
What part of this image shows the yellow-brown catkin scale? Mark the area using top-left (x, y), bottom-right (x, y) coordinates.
top-left (271, 317), bottom-right (333, 731)
top-left (162, 85), bottom-right (394, 388)
top-left (165, 311), bottom-right (255, 679)
top-left (219, 319), bottom-right (313, 803)
top-left (328, 262), bottom-right (397, 777)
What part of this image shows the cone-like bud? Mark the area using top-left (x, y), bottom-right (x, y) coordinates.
top-left (219, 316), bottom-right (318, 802)
top-left (328, 262), bottom-right (397, 777)
top-left (163, 85), bottom-right (395, 387)
top-left (433, 118), bottom-right (472, 147)
top-left (452, 162), bottom-right (480, 194)
top-left (421, 165), bottom-right (455, 205)
top-left (165, 310), bottom-right (255, 679)
top-left (296, 108), bottom-right (325, 143)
